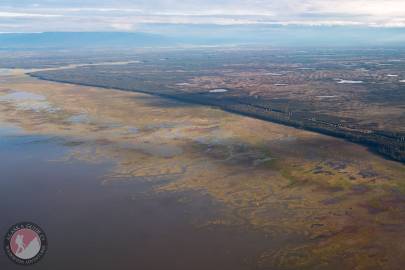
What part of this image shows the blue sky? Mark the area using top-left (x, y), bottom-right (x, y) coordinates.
top-left (1, 0), bottom-right (405, 32)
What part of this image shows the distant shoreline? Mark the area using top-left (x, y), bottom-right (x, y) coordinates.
top-left (29, 73), bottom-right (405, 164)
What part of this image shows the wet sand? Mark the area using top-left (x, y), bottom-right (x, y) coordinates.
top-left (0, 71), bottom-right (405, 269)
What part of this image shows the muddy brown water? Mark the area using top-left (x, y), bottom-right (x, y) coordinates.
top-left (0, 124), bottom-right (279, 270)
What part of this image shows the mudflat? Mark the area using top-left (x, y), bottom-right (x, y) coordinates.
top-left (1, 71), bottom-right (405, 270)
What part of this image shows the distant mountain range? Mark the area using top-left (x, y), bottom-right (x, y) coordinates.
top-left (1, 26), bottom-right (405, 49)
top-left (0, 32), bottom-right (173, 49)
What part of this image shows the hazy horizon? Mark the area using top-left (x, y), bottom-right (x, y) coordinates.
top-left (2, 1), bottom-right (405, 48)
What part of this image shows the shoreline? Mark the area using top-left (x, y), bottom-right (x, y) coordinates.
top-left (29, 73), bottom-right (405, 164)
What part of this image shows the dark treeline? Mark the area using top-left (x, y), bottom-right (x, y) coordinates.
top-left (30, 72), bottom-right (405, 163)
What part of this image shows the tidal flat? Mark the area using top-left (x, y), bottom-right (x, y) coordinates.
top-left (1, 71), bottom-right (405, 270)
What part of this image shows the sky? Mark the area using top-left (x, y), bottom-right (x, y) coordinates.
top-left (1, 0), bottom-right (405, 33)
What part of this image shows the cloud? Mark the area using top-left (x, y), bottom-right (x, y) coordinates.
top-left (110, 22), bottom-right (136, 31)
top-left (0, 11), bottom-right (61, 18)
top-left (1, 0), bottom-right (405, 32)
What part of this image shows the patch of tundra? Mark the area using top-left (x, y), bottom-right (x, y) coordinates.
top-left (316, 95), bottom-right (338, 98)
